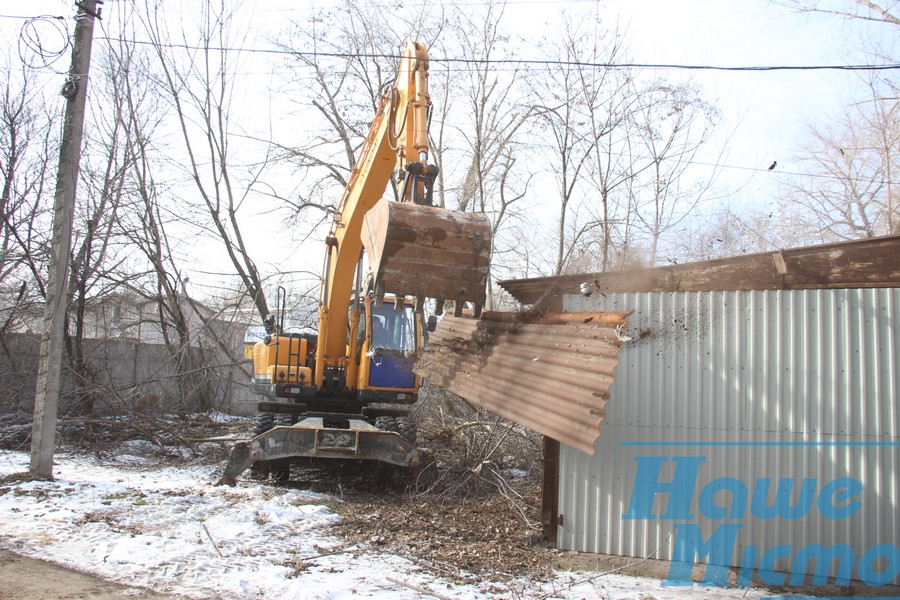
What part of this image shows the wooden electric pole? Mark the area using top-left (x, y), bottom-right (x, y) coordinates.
top-left (30, 1), bottom-right (102, 478)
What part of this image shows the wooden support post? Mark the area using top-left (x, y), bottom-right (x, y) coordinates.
top-left (541, 435), bottom-right (560, 544)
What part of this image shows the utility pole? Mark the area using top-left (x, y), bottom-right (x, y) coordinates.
top-left (30, 1), bottom-right (102, 478)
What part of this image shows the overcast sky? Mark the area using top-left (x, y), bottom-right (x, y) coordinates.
top-left (6, 0), bottom-right (890, 171)
top-left (2, 0), bottom-right (896, 291)
top-left (603, 0), bottom-right (888, 194)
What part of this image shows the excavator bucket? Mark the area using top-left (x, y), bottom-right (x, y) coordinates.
top-left (363, 198), bottom-right (491, 315)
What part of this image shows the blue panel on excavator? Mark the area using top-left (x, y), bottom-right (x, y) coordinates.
top-left (369, 353), bottom-right (415, 389)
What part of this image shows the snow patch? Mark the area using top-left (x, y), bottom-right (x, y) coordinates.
top-left (0, 451), bottom-right (782, 599)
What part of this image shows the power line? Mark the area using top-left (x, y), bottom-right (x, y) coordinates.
top-left (17, 14), bottom-right (71, 72)
top-left (691, 160), bottom-right (895, 185)
top-left (0, 14), bottom-right (65, 20)
top-left (94, 37), bottom-right (900, 72)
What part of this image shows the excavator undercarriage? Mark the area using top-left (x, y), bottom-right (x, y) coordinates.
top-left (217, 416), bottom-right (419, 487)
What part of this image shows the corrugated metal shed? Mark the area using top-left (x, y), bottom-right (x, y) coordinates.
top-left (558, 289), bottom-right (899, 581)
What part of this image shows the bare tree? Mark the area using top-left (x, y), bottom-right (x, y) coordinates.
top-left (272, 0), bottom-right (446, 226)
top-left (439, 3), bottom-right (533, 306)
top-left (528, 18), bottom-right (624, 275)
top-left (0, 63), bottom-right (57, 308)
top-left (139, 0), bottom-right (270, 322)
top-left (766, 0), bottom-right (897, 243)
top-left (62, 33), bottom-right (149, 415)
top-left (576, 37), bottom-right (643, 272)
top-left (631, 81), bottom-right (722, 262)
top-left (275, 0), bottom-right (530, 308)
top-left (783, 74), bottom-right (898, 240)
top-left (450, 5), bottom-right (530, 214)
top-left (0, 57), bottom-right (58, 416)
top-left (103, 12), bottom-right (218, 412)
top-left (776, 0), bottom-right (899, 27)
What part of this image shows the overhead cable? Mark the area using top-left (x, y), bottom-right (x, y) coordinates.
top-left (94, 37), bottom-right (900, 72)
top-left (17, 15), bottom-right (71, 72)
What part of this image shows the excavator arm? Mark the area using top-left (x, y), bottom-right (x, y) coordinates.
top-left (314, 41), bottom-right (491, 388)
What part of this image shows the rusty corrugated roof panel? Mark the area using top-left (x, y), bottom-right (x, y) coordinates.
top-left (500, 233), bottom-right (900, 305)
top-left (414, 310), bottom-right (630, 454)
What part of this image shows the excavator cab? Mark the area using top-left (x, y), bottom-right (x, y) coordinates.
top-left (357, 297), bottom-right (420, 396)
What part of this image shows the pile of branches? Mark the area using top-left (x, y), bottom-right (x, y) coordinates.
top-left (327, 382), bottom-right (550, 580)
top-left (409, 382), bottom-right (544, 523)
top-left (0, 409), bottom-right (245, 461)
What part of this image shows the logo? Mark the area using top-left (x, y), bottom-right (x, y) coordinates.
top-left (621, 448), bottom-right (900, 588)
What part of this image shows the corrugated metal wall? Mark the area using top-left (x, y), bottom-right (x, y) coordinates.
top-left (558, 289), bottom-right (899, 580)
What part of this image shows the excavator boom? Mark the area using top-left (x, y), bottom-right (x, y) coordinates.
top-left (316, 41), bottom-right (491, 375)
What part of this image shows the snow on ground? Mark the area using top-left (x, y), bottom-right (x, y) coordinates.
top-left (0, 449), bottom-right (783, 599)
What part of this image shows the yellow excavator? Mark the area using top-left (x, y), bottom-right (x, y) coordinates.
top-left (218, 42), bottom-right (491, 485)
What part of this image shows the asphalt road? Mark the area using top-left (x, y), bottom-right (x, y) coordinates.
top-left (0, 550), bottom-right (186, 599)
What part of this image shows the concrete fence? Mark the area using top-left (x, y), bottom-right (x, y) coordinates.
top-left (0, 333), bottom-right (257, 416)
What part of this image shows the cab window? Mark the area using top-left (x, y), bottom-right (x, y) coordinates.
top-left (371, 304), bottom-right (416, 352)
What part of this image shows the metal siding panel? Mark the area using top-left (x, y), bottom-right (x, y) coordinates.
top-left (417, 311), bottom-right (628, 453)
top-left (559, 289), bottom-right (900, 581)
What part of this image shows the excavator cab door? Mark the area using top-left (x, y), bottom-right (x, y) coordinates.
top-left (367, 303), bottom-right (417, 389)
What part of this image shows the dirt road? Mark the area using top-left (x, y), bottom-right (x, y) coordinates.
top-left (0, 550), bottom-right (184, 599)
